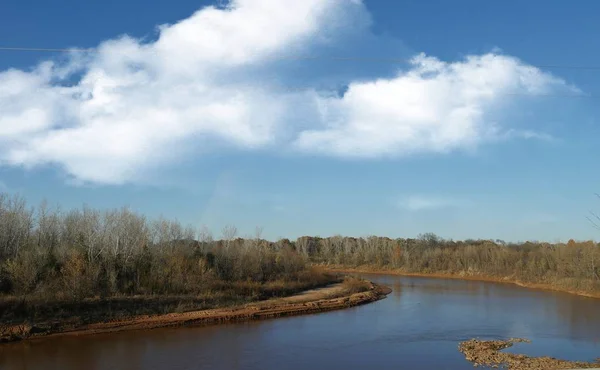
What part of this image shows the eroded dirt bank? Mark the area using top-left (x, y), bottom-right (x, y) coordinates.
top-left (459, 338), bottom-right (600, 369)
top-left (324, 265), bottom-right (600, 299)
top-left (1, 281), bottom-right (391, 343)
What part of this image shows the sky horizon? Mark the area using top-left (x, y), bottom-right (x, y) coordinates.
top-left (1, 0), bottom-right (599, 243)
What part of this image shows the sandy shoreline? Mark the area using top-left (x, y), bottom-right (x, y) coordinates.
top-left (1, 281), bottom-right (391, 343)
top-left (324, 266), bottom-right (600, 299)
top-left (459, 338), bottom-right (600, 369)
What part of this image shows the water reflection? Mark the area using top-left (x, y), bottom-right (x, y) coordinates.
top-left (2, 274), bottom-right (600, 369)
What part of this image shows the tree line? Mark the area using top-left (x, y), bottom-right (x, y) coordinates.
top-left (302, 232), bottom-right (600, 292)
top-left (1, 192), bottom-right (599, 303)
top-left (0, 193), bottom-right (315, 302)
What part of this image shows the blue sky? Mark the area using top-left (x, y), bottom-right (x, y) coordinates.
top-left (0, 0), bottom-right (599, 242)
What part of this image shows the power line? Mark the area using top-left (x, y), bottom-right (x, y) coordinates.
top-left (0, 47), bottom-right (93, 53)
top-left (502, 92), bottom-right (591, 98)
top-left (0, 47), bottom-right (598, 99)
top-left (288, 90), bottom-right (592, 99)
top-left (216, 82), bottom-right (593, 99)
top-left (2, 46), bottom-right (600, 71)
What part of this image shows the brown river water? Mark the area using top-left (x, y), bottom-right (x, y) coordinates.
top-left (1, 274), bottom-right (600, 370)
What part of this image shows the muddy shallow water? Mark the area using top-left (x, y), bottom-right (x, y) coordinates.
top-left (2, 274), bottom-right (600, 370)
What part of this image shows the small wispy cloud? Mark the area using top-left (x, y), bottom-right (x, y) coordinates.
top-left (522, 212), bottom-right (559, 225)
top-left (502, 129), bottom-right (557, 142)
top-left (272, 204), bottom-right (286, 213)
top-left (0, 181), bottom-right (7, 192)
top-left (396, 195), bottom-right (465, 211)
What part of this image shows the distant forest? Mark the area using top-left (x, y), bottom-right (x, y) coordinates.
top-left (0, 192), bottom-right (598, 303)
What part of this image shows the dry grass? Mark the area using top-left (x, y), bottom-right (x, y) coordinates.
top-left (0, 270), bottom-right (339, 334)
top-left (341, 276), bottom-right (371, 294)
top-left (1, 280), bottom-right (390, 343)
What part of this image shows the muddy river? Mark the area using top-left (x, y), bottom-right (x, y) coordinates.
top-left (2, 274), bottom-right (600, 369)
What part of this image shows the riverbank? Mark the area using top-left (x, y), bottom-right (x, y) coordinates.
top-left (459, 338), bottom-right (600, 369)
top-left (324, 265), bottom-right (600, 299)
top-left (0, 280), bottom-right (390, 343)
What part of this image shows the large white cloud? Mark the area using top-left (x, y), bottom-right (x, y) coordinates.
top-left (295, 53), bottom-right (573, 157)
top-left (0, 0), bottom-right (576, 185)
top-left (0, 0), bottom-right (362, 184)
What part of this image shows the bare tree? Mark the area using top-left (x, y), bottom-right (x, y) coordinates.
top-left (0, 193), bottom-right (33, 258)
top-left (221, 224), bottom-right (238, 249)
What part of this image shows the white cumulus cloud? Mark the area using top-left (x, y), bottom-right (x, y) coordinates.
top-left (0, 0), bottom-right (361, 184)
top-left (295, 53), bottom-right (573, 157)
top-left (0, 0), bottom-right (578, 185)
